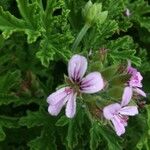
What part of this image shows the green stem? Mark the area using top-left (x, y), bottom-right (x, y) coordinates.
top-left (72, 23), bottom-right (91, 51)
top-left (39, 0), bottom-right (44, 12)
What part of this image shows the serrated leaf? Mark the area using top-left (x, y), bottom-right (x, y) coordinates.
top-left (108, 36), bottom-right (135, 50)
top-left (0, 93), bottom-right (19, 105)
top-left (0, 0), bottom-right (43, 43)
top-left (0, 116), bottom-right (19, 141)
top-left (0, 6), bottom-right (25, 38)
top-left (108, 36), bottom-right (141, 66)
top-left (101, 64), bottom-right (119, 81)
top-left (36, 39), bottom-right (56, 67)
top-left (28, 126), bottom-right (57, 150)
top-left (88, 61), bottom-right (103, 72)
top-left (90, 122), bottom-right (101, 150)
top-left (138, 17), bottom-right (150, 32)
top-left (0, 53), bottom-right (12, 66)
top-left (110, 50), bottom-right (141, 66)
top-left (65, 106), bottom-right (86, 149)
top-left (16, 0), bottom-right (44, 43)
top-left (107, 86), bottom-right (124, 99)
top-left (0, 126), bottom-right (5, 141)
top-left (103, 0), bottom-right (125, 19)
top-left (0, 34), bottom-right (5, 48)
top-left (85, 20), bottom-right (118, 48)
top-left (97, 20), bottom-right (118, 40)
top-left (110, 74), bottom-right (130, 86)
top-left (55, 115), bottom-right (69, 126)
top-left (90, 122), bottom-right (122, 150)
top-left (0, 70), bottom-right (21, 93)
top-left (98, 123), bottom-right (122, 150)
top-left (19, 110), bottom-right (50, 128)
top-left (66, 120), bottom-right (78, 149)
top-left (129, 0), bottom-right (150, 32)
top-left (0, 116), bottom-right (19, 128)
top-left (129, 0), bottom-right (150, 17)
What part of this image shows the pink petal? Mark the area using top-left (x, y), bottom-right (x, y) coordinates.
top-left (68, 55), bottom-right (87, 81)
top-left (103, 103), bottom-right (121, 120)
top-left (133, 88), bottom-right (146, 97)
top-left (136, 72), bottom-right (143, 81)
top-left (127, 61), bottom-right (137, 75)
top-left (111, 116), bottom-right (125, 136)
top-left (80, 72), bottom-right (104, 93)
top-left (47, 87), bottom-right (71, 105)
top-left (128, 67), bottom-right (137, 75)
top-left (119, 106), bottom-right (138, 116)
top-left (48, 99), bottom-right (66, 116)
top-left (65, 93), bottom-right (77, 118)
top-left (129, 72), bottom-right (143, 88)
top-left (121, 86), bottom-right (133, 106)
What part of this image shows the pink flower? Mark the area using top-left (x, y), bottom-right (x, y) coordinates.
top-left (103, 87), bottom-right (138, 136)
top-left (47, 55), bottom-right (104, 118)
top-left (127, 61), bottom-right (146, 97)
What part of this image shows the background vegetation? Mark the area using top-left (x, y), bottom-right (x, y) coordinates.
top-left (0, 0), bottom-right (149, 149)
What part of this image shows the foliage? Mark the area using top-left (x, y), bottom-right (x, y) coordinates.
top-left (0, 0), bottom-right (149, 149)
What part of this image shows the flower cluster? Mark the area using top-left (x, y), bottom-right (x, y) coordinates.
top-left (47, 54), bottom-right (146, 136)
top-left (103, 61), bottom-right (146, 136)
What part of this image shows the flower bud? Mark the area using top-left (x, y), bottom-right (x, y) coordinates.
top-left (82, 1), bottom-right (108, 25)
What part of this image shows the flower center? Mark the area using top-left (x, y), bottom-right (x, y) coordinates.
top-left (66, 78), bottom-right (81, 94)
top-left (65, 88), bottom-right (73, 95)
top-left (118, 114), bottom-right (129, 124)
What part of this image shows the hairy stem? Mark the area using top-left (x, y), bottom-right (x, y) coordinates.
top-left (72, 23), bottom-right (91, 51)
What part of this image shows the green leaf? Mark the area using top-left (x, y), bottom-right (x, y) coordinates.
top-left (84, 20), bottom-right (118, 48)
top-left (107, 86), bottom-right (124, 99)
top-left (138, 17), bottom-right (150, 32)
top-left (0, 116), bottom-right (19, 128)
top-left (36, 39), bottom-right (56, 67)
top-left (0, 0), bottom-right (43, 43)
top-left (98, 123), bottom-right (122, 150)
top-left (0, 6), bottom-right (25, 39)
top-left (124, 112), bottom-right (149, 150)
top-left (90, 121), bottom-right (122, 150)
top-left (0, 70), bottom-right (21, 93)
top-left (110, 74), bottom-right (130, 86)
top-left (108, 36), bottom-right (135, 50)
top-left (0, 93), bottom-right (19, 105)
top-left (0, 34), bottom-right (5, 48)
top-left (19, 110), bottom-right (50, 128)
top-left (55, 115), bottom-right (69, 127)
top-left (97, 19), bottom-right (118, 40)
top-left (110, 50), bottom-right (141, 66)
top-left (129, 0), bottom-right (150, 18)
top-left (108, 36), bottom-right (141, 66)
top-left (129, 0), bottom-right (150, 31)
top-left (66, 120), bottom-right (79, 149)
top-left (28, 126), bottom-right (57, 150)
top-left (103, 0), bottom-right (125, 19)
top-left (64, 106), bottom-right (86, 149)
top-left (90, 122), bottom-right (101, 150)
top-left (0, 126), bottom-right (5, 141)
top-left (0, 116), bottom-right (19, 141)
top-left (16, 0), bottom-right (44, 43)
top-left (19, 109), bottom-right (57, 149)
top-left (101, 64), bottom-right (119, 81)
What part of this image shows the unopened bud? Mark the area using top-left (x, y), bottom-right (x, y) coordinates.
top-left (82, 1), bottom-right (108, 25)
